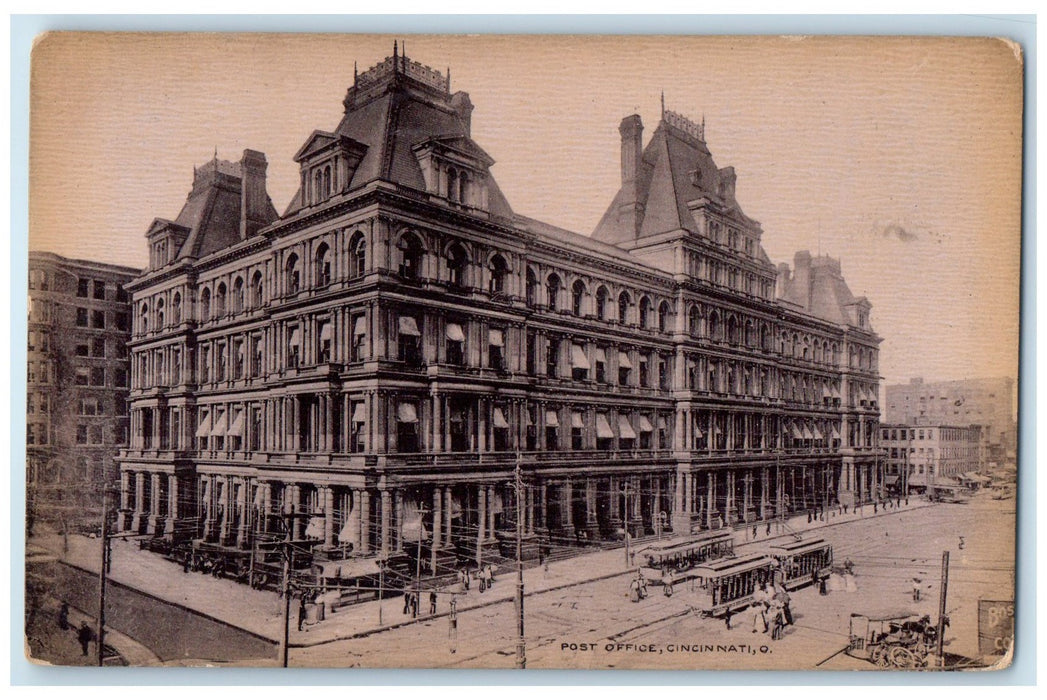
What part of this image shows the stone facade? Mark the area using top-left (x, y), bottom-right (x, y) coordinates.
top-left (117, 49), bottom-right (882, 575)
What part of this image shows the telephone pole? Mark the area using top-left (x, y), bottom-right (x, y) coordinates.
top-left (937, 550), bottom-right (950, 668)
top-left (514, 452), bottom-right (526, 669)
top-left (278, 505), bottom-right (295, 668)
top-left (95, 487), bottom-right (112, 667)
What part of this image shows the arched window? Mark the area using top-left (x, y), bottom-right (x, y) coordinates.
top-left (232, 277), bottom-right (244, 314)
top-left (526, 268), bottom-right (538, 307)
top-left (285, 254), bottom-right (300, 295)
top-left (215, 282), bottom-right (227, 317)
top-left (727, 315), bottom-right (739, 345)
top-left (458, 171), bottom-right (468, 205)
top-left (172, 292), bottom-right (182, 324)
top-left (323, 165), bottom-right (332, 198)
top-left (349, 232), bottom-right (366, 279)
top-left (200, 287), bottom-right (211, 320)
top-left (792, 333), bottom-right (800, 358)
top-left (658, 301), bottom-right (671, 333)
top-left (638, 297), bottom-right (652, 329)
top-left (571, 280), bottom-right (587, 316)
top-left (314, 170), bottom-right (323, 205)
top-left (709, 311), bottom-right (721, 341)
top-left (489, 254), bottom-right (509, 294)
top-left (156, 298), bottom-right (165, 329)
top-left (447, 243), bottom-right (468, 290)
top-left (251, 271), bottom-right (264, 307)
top-left (595, 286), bottom-right (609, 321)
top-left (761, 324), bottom-right (771, 351)
top-left (688, 305), bottom-right (701, 336)
top-left (315, 244), bottom-right (331, 287)
top-left (447, 167), bottom-right (459, 203)
top-left (397, 233), bottom-right (424, 280)
top-left (140, 303), bottom-right (149, 332)
top-left (546, 273), bottom-right (561, 311)
top-left (744, 320), bottom-right (754, 347)
top-left (618, 292), bottom-right (631, 324)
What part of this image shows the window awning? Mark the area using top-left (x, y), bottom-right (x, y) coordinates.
top-left (792, 423), bottom-right (804, 439)
top-left (571, 344), bottom-right (589, 369)
top-left (639, 415), bottom-right (654, 433)
top-left (802, 425), bottom-right (814, 440)
top-left (353, 316), bottom-right (367, 336)
top-left (195, 413), bottom-right (211, 438)
top-left (319, 322), bottom-right (332, 341)
top-left (212, 411), bottom-right (228, 436)
top-left (619, 416), bottom-right (637, 440)
top-left (571, 411), bottom-right (584, 429)
top-left (227, 410), bottom-right (245, 437)
top-left (488, 328), bottom-right (504, 347)
top-left (446, 322), bottom-right (465, 342)
top-left (397, 402), bottom-right (418, 423)
top-left (596, 414), bottom-right (614, 439)
top-left (658, 416), bottom-right (668, 430)
top-left (398, 316), bottom-right (420, 336)
top-left (288, 328), bottom-right (301, 346)
top-left (813, 425), bottom-right (824, 440)
top-left (352, 402), bottom-right (367, 423)
top-left (831, 424), bottom-right (841, 439)
top-left (545, 409), bottom-right (559, 428)
top-left (594, 347), bottom-right (607, 364)
top-left (618, 351), bottom-right (632, 369)
top-left (493, 407), bottom-right (510, 429)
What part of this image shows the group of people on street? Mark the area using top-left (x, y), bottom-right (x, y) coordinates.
top-left (749, 580), bottom-right (794, 641)
top-left (57, 602), bottom-right (97, 657)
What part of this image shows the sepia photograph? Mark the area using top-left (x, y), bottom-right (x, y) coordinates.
top-left (23, 31), bottom-right (1022, 672)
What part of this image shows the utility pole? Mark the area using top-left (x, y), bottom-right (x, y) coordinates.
top-left (623, 480), bottom-right (631, 566)
top-left (937, 550), bottom-right (950, 668)
top-left (95, 487), bottom-right (111, 667)
top-left (514, 452), bottom-right (526, 669)
top-left (278, 505), bottom-right (294, 668)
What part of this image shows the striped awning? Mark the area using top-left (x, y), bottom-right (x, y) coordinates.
top-left (493, 407), bottom-right (510, 429)
top-left (619, 416), bottom-right (637, 440)
top-left (571, 344), bottom-right (589, 369)
top-left (618, 351), bottom-right (633, 369)
top-left (596, 414), bottom-right (614, 439)
top-left (398, 316), bottom-right (420, 336)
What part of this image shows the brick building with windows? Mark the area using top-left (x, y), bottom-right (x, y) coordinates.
top-left (27, 251), bottom-right (139, 531)
top-left (879, 423), bottom-right (984, 494)
top-left (117, 49), bottom-right (882, 576)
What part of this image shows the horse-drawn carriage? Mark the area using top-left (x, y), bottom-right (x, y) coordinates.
top-left (846, 610), bottom-right (943, 668)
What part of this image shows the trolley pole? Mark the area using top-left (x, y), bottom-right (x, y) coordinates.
top-left (937, 550), bottom-right (950, 667)
top-left (278, 506), bottom-right (294, 668)
top-left (95, 487), bottom-right (111, 667)
top-left (514, 452), bottom-right (526, 669)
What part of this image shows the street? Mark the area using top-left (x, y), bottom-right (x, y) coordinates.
top-left (289, 492), bottom-right (1015, 670)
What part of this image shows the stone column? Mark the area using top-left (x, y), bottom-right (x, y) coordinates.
top-left (539, 482), bottom-right (548, 531)
top-left (352, 489), bottom-right (363, 552)
top-left (431, 487), bottom-right (443, 573)
top-left (324, 486), bottom-right (336, 547)
top-left (219, 478), bottom-right (232, 542)
top-left (486, 486), bottom-right (496, 534)
top-left (652, 478), bottom-right (662, 534)
top-left (562, 480), bottom-right (573, 532)
top-left (236, 479), bottom-right (250, 546)
top-left (380, 489), bottom-right (392, 557)
top-left (432, 392), bottom-right (443, 453)
top-left (394, 490), bottom-right (404, 551)
top-left (477, 484), bottom-right (487, 566)
top-left (147, 473), bottom-right (162, 535)
top-left (120, 471), bottom-right (132, 531)
top-left (726, 471), bottom-right (736, 524)
top-left (585, 478), bottom-right (598, 533)
top-left (131, 472), bottom-right (146, 532)
top-left (760, 467), bottom-right (769, 520)
top-left (358, 490), bottom-right (371, 555)
top-left (706, 472), bottom-right (716, 530)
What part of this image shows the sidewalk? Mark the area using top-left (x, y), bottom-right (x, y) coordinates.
top-left (31, 497), bottom-right (935, 653)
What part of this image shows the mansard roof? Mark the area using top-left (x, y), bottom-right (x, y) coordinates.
top-left (592, 111), bottom-right (757, 244)
top-left (779, 252), bottom-right (874, 331)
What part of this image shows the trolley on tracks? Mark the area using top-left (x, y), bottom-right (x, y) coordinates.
top-left (759, 537), bottom-right (833, 591)
top-left (688, 553), bottom-right (776, 617)
top-left (637, 531), bottom-right (735, 588)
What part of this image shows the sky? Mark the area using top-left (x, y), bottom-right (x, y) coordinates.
top-left (28, 33), bottom-right (1023, 401)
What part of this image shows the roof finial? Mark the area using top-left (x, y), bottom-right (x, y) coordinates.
top-left (660, 91), bottom-right (665, 117)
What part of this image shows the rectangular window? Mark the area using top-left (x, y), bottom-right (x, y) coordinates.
top-left (317, 320), bottom-right (332, 364)
top-left (89, 425), bottom-right (104, 445)
top-left (397, 316), bottom-right (421, 367)
top-left (570, 343), bottom-right (589, 381)
top-left (570, 411), bottom-right (584, 450)
top-left (91, 367), bottom-right (105, 386)
top-left (114, 368), bottom-right (128, 387)
top-left (545, 409), bottom-right (559, 450)
top-left (75, 343), bottom-right (90, 357)
top-left (446, 321), bottom-right (465, 365)
top-left (618, 350), bottom-right (632, 385)
top-left (93, 280), bottom-right (106, 300)
top-left (594, 347), bottom-right (607, 384)
top-left (116, 284), bottom-right (129, 303)
top-left (488, 328), bottom-right (505, 371)
top-left (115, 313), bottom-right (129, 331)
top-left (396, 402), bottom-right (419, 453)
top-left (350, 401), bottom-right (366, 453)
top-left (546, 338), bottom-right (560, 378)
top-left (351, 315), bottom-right (366, 362)
top-left (526, 332), bottom-right (536, 375)
top-left (76, 425), bottom-right (88, 444)
top-left (658, 356), bottom-right (669, 390)
top-left (639, 356), bottom-right (649, 387)
top-left (91, 309), bottom-right (105, 329)
top-left (92, 337), bottom-right (106, 357)
top-left (250, 335), bottom-right (263, 377)
top-left (75, 367), bottom-right (89, 386)
top-left (78, 397), bottom-right (100, 415)
top-left (77, 278), bottom-right (89, 297)
top-left (76, 308), bottom-right (89, 327)
top-left (216, 342), bottom-right (227, 380)
top-left (286, 327), bottom-right (300, 368)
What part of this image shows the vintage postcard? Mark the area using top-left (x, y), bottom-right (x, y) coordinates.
top-left (24, 33), bottom-right (1021, 671)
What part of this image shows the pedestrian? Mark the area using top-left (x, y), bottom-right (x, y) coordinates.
top-left (462, 568), bottom-right (470, 591)
top-left (843, 504), bottom-right (849, 515)
top-left (807, 512), bottom-right (812, 524)
top-left (776, 585), bottom-right (793, 626)
top-left (765, 523), bottom-right (771, 536)
top-left (58, 602), bottom-right (69, 631)
top-left (77, 621), bottom-right (94, 657)
top-left (183, 553), bottom-right (191, 574)
top-left (449, 597), bottom-right (458, 654)
top-left (485, 564), bottom-right (494, 587)
top-left (769, 599), bottom-right (785, 641)
top-left (403, 590), bottom-right (411, 615)
top-left (752, 525), bottom-right (758, 539)
top-left (410, 592), bottom-right (418, 618)
top-left (298, 595), bottom-right (308, 631)
top-left (751, 583), bottom-right (769, 633)
top-left (724, 608), bottom-right (733, 630)
top-left (429, 590), bottom-right (437, 615)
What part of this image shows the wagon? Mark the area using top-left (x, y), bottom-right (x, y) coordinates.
top-left (846, 610), bottom-right (939, 668)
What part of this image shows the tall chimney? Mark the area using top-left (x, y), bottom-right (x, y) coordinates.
top-left (793, 250), bottom-right (813, 310)
top-left (240, 149), bottom-right (269, 239)
top-left (618, 114), bottom-right (644, 235)
top-left (450, 91), bottom-right (474, 136)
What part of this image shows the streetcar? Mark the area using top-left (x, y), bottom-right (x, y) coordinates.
top-left (637, 531), bottom-right (735, 586)
top-left (927, 484), bottom-right (971, 504)
top-left (688, 553), bottom-right (776, 617)
top-left (759, 537), bottom-right (833, 591)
